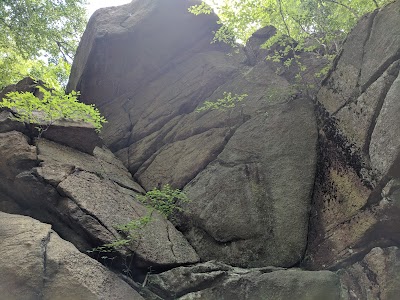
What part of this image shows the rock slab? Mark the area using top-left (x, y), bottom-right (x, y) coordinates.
top-left (0, 212), bottom-right (144, 300)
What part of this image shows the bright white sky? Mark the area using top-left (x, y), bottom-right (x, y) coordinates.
top-left (86, 0), bottom-right (132, 17)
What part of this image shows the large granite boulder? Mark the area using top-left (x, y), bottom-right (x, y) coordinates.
top-left (177, 98), bottom-right (317, 268)
top-left (0, 129), bottom-right (199, 275)
top-left (0, 78), bottom-right (199, 273)
top-left (306, 0), bottom-right (400, 270)
top-left (147, 261), bottom-right (341, 300)
top-left (0, 212), bottom-right (144, 300)
top-left (68, 0), bottom-right (321, 268)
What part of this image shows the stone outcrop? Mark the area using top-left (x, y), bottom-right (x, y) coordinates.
top-left (0, 212), bottom-right (144, 300)
top-left (68, 0), bottom-right (322, 268)
top-left (147, 261), bottom-right (341, 300)
top-left (0, 78), bottom-right (102, 154)
top-left (178, 99), bottom-right (317, 267)
top-left (305, 0), bottom-right (400, 270)
top-left (0, 97), bottom-right (199, 277)
top-left (1, 0), bottom-right (400, 298)
top-left (340, 246), bottom-right (400, 299)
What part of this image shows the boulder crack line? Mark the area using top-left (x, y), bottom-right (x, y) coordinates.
top-left (39, 230), bottom-right (52, 300)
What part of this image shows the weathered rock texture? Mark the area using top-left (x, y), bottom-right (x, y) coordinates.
top-left (2, 0), bottom-right (400, 298)
top-left (0, 212), bottom-right (144, 300)
top-left (147, 261), bottom-right (342, 300)
top-left (305, 0), bottom-right (400, 270)
top-left (68, 0), bottom-right (322, 268)
top-left (340, 246), bottom-right (400, 300)
top-left (0, 89), bottom-right (199, 277)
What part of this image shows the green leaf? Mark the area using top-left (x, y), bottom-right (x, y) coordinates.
top-left (0, 85), bottom-right (107, 131)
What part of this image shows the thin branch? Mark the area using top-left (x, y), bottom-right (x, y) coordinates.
top-left (55, 40), bottom-right (73, 62)
top-left (371, 0), bottom-right (379, 8)
top-left (324, 0), bottom-right (359, 18)
top-left (277, 0), bottom-right (291, 37)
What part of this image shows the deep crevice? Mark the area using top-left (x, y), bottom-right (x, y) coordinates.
top-left (363, 63), bottom-right (400, 156)
top-left (54, 172), bottom-right (118, 239)
top-left (39, 231), bottom-right (52, 300)
top-left (360, 51), bottom-right (400, 93)
top-left (165, 224), bottom-right (177, 259)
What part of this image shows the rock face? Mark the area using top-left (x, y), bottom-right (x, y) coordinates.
top-left (0, 130), bottom-right (199, 271)
top-left (0, 212), bottom-right (144, 300)
top-left (147, 261), bottom-right (341, 300)
top-left (0, 93), bottom-right (199, 277)
top-left (180, 100), bottom-right (317, 267)
top-left (1, 0), bottom-right (400, 298)
top-left (305, 0), bottom-right (400, 270)
top-left (68, 0), bottom-right (321, 268)
top-left (340, 247), bottom-right (400, 299)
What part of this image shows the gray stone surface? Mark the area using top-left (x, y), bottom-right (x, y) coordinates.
top-left (0, 131), bottom-right (37, 179)
top-left (0, 212), bottom-right (144, 300)
top-left (178, 98), bottom-right (317, 268)
top-left (359, 0), bottom-right (400, 89)
top-left (147, 261), bottom-right (341, 300)
top-left (370, 72), bottom-right (400, 177)
top-left (307, 0), bottom-right (400, 270)
top-left (67, 0), bottom-right (322, 269)
top-left (57, 170), bottom-right (199, 267)
top-left (340, 247), bottom-right (400, 300)
top-left (0, 131), bottom-right (199, 271)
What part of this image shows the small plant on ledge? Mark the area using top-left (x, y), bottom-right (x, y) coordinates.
top-left (196, 92), bottom-right (248, 112)
top-left (89, 185), bottom-right (189, 253)
top-left (0, 84), bottom-right (107, 138)
top-left (137, 184), bottom-right (190, 218)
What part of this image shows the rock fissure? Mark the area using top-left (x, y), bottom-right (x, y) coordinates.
top-left (56, 177), bottom-right (118, 241)
top-left (111, 179), bottom-right (145, 195)
top-left (172, 271), bottom-right (229, 299)
top-left (364, 64), bottom-right (400, 157)
top-left (360, 49), bottom-right (400, 94)
top-left (2, 0), bottom-right (400, 298)
top-left (165, 224), bottom-right (177, 260)
top-left (39, 230), bottom-right (52, 300)
top-left (179, 126), bottom-right (242, 189)
top-left (124, 101), bottom-right (135, 169)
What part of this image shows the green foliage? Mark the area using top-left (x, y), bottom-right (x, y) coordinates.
top-left (188, 2), bottom-right (213, 15)
top-left (137, 184), bottom-right (190, 218)
top-left (265, 86), bottom-right (297, 104)
top-left (0, 86), bottom-right (107, 132)
top-left (91, 239), bottom-right (130, 253)
top-left (192, 0), bottom-right (390, 49)
top-left (90, 186), bottom-right (189, 253)
top-left (196, 92), bottom-right (248, 112)
top-left (190, 0), bottom-right (392, 93)
top-left (89, 213), bottom-right (152, 252)
top-left (0, 0), bottom-right (87, 88)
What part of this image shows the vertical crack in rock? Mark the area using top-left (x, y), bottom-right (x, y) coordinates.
top-left (363, 65), bottom-right (400, 156)
top-left (361, 52), bottom-right (400, 94)
top-left (165, 223), bottom-right (177, 260)
top-left (180, 123), bottom-right (244, 189)
top-left (131, 88), bottom-right (241, 184)
top-left (39, 230), bottom-right (52, 300)
top-left (123, 99), bottom-right (135, 169)
top-left (360, 49), bottom-right (400, 93)
top-left (55, 174), bottom-right (118, 239)
top-left (331, 92), bottom-right (356, 116)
